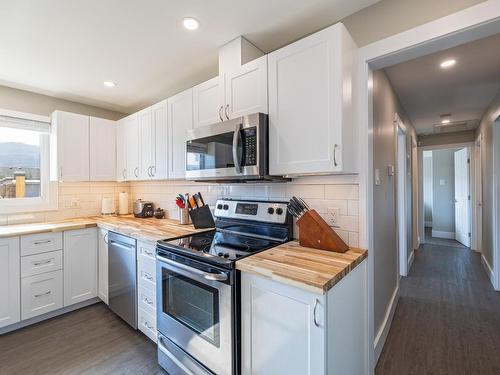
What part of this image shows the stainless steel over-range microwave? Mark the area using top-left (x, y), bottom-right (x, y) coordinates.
top-left (185, 113), bottom-right (270, 181)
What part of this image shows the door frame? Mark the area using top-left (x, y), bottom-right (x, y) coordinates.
top-left (395, 114), bottom-right (408, 277)
top-left (356, 2), bottom-right (500, 371)
top-left (474, 133), bottom-right (482, 253)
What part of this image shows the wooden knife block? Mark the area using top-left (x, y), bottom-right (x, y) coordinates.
top-left (296, 209), bottom-right (349, 253)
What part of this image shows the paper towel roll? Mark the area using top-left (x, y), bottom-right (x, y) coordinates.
top-left (118, 192), bottom-right (129, 215)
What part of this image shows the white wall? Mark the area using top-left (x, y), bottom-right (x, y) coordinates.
top-left (423, 151), bottom-right (433, 227)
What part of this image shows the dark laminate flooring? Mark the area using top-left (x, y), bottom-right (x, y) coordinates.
top-left (424, 227), bottom-right (468, 249)
top-left (0, 303), bottom-right (166, 375)
top-left (376, 242), bottom-right (500, 375)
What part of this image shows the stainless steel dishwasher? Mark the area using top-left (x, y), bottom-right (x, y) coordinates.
top-left (108, 232), bottom-right (137, 329)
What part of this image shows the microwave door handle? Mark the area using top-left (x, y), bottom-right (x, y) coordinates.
top-left (232, 123), bottom-right (242, 173)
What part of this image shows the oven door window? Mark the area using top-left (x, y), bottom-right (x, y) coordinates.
top-left (162, 268), bottom-right (220, 346)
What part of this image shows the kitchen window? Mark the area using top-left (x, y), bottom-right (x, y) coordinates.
top-left (0, 109), bottom-right (57, 214)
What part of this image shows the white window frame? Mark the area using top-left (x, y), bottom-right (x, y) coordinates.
top-left (0, 109), bottom-right (58, 214)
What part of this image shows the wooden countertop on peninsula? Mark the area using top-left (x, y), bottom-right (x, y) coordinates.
top-left (0, 215), bottom-right (210, 244)
top-left (236, 241), bottom-right (367, 294)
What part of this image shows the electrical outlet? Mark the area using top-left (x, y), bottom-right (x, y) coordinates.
top-left (326, 207), bottom-right (341, 226)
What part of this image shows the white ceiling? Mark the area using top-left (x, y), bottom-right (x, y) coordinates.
top-left (0, 0), bottom-right (378, 114)
top-left (384, 32), bottom-right (500, 135)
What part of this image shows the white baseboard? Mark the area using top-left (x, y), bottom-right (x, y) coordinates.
top-left (374, 285), bottom-right (399, 364)
top-left (481, 254), bottom-right (495, 287)
top-left (431, 230), bottom-right (455, 240)
top-left (408, 250), bottom-right (415, 271)
top-left (424, 221), bottom-right (432, 227)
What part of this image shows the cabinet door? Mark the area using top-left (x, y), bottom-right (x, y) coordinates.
top-left (193, 75), bottom-right (225, 128)
top-left (98, 229), bottom-right (108, 305)
top-left (63, 228), bottom-right (98, 306)
top-left (268, 25), bottom-right (344, 175)
top-left (225, 55), bottom-right (268, 119)
top-left (152, 100), bottom-right (168, 179)
top-left (56, 111), bottom-right (90, 181)
top-left (139, 108), bottom-right (155, 180)
top-left (241, 273), bottom-right (325, 375)
top-left (116, 119), bottom-right (127, 181)
top-left (168, 88), bottom-right (193, 179)
top-left (125, 115), bottom-right (140, 180)
top-left (21, 270), bottom-right (63, 320)
top-left (0, 237), bottom-right (20, 328)
top-left (90, 117), bottom-right (116, 181)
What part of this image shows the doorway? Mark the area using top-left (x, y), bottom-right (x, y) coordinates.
top-left (396, 118), bottom-right (408, 276)
top-left (421, 145), bottom-right (472, 248)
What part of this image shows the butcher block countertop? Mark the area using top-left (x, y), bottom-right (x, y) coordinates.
top-left (0, 215), bottom-right (210, 244)
top-left (236, 241), bottom-right (367, 294)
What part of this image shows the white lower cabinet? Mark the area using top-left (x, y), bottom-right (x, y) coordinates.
top-left (0, 237), bottom-right (20, 328)
top-left (98, 229), bottom-right (109, 305)
top-left (137, 241), bottom-right (157, 343)
top-left (63, 228), bottom-right (98, 307)
top-left (241, 259), bottom-right (367, 375)
top-left (21, 270), bottom-right (63, 320)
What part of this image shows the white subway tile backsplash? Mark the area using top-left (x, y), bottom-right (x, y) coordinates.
top-left (286, 184), bottom-right (324, 199)
top-left (324, 184), bottom-right (358, 200)
top-left (348, 200), bottom-right (359, 216)
top-left (348, 232), bottom-right (359, 248)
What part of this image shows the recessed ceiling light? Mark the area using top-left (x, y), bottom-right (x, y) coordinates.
top-left (440, 114), bottom-right (451, 124)
top-left (103, 81), bottom-right (116, 88)
top-left (440, 59), bottom-right (456, 68)
top-left (183, 17), bottom-right (199, 30)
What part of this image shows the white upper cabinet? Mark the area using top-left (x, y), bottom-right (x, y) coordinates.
top-left (53, 111), bottom-right (90, 181)
top-left (193, 75), bottom-right (225, 128)
top-left (151, 100), bottom-right (168, 179)
top-left (168, 88), bottom-right (193, 179)
top-left (268, 23), bottom-right (357, 176)
top-left (0, 237), bottom-right (20, 328)
top-left (125, 114), bottom-right (140, 180)
top-left (90, 117), bottom-right (116, 181)
top-left (116, 119), bottom-right (127, 181)
top-left (138, 107), bottom-right (155, 179)
top-left (225, 55), bottom-right (268, 119)
top-left (63, 228), bottom-right (98, 307)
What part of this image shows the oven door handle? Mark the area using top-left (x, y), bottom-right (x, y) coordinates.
top-left (157, 255), bottom-right (228, 282)
top-left (232, 123), bottom-right (242, 174)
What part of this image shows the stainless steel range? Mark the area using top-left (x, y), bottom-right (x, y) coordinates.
top-left (156, 199), bottom-right (292, 375)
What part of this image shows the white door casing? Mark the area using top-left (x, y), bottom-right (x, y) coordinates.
top-left (454, 148), bottom-right (470, 247)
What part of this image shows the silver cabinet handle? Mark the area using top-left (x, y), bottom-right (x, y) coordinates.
top-left (225, 104), bottom-right (230, 120)
top-left (59, 166), bottom-right (63, 180)
top-left (122, 169), bottom-right (126, 179)
top-left (104, 233), bottom-right (108, 244)
top-left (313, 299), bottom-right (320, 327)
top-left (147, 166), bottom-right (151, 177)
top-left (218, 105), bottom-right (224, 122)
top-left (134, 167), bottom-right (139, 177)
top-left (144, 297), bottom-right (154, 306)
top-left (34, 291), bottom-right (51, 298)
top-left (33, 259), bottom-right (52, 266)
top-left (33, 240), bottom-right (51, 245)
top-left (151, 165), bottom-right (156, 177)
top-left (144, 321), bottom-right (154, 330)
top-left (333, 144), bottom-right (339, 167)
top-left (143, 273), bottom-right (155, 282)
top-left (142, 249), bottom-right (154, 257)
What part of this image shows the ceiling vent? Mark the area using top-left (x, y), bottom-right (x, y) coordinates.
top-left (433, 119), bottom-right (479, 134)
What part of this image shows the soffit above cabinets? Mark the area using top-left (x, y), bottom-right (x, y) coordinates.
top-left (0, 0), bottom-right (379, 114)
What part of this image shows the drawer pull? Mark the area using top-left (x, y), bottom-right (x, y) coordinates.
top-left (33, 259), bottom-right (52, 266)
top-left (144, 321), bottom-right (154, 330)
top-left (33, 240), bottom-right (52, 245)
top-left (34, 290), bottom-right (52, 298)
top-left (142, 249), bottom-right (154, 257)
top-left (143, 273), bottom-right (155, 282)
top-left (143, 297), bottom-right (154, 306)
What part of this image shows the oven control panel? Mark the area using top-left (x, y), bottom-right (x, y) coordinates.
top-left (214, 199), bottom-right (289, 224)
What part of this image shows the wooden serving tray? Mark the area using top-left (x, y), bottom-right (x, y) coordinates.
top-left (296, 209), bottom-right (349, 253)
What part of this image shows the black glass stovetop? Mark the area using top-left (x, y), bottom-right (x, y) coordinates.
top-left (157, 230), bottom-right (280, 268)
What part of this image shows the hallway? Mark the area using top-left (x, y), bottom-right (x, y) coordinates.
top-left (376, 242), bottom-right (500, 375)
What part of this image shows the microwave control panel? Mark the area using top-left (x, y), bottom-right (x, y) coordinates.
top-left (242, 127), bottom-right (257, 166)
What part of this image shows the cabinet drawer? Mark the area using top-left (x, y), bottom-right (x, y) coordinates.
top-left (138, 286), bottom-right (156, 316)
top-left (21, 270), bottom-right (63, 320)
top-left (21, 250), bottom-right (63, 278)
top-left (139, 267), bottom-right (156, 290)
top-left (139, 308), bottom-right (157, 343)
top-left (138, 254), bottom-right (156, 280)
top-left (138, 241), bottom-right (156, 260)
top-left (21, 232), bottom-right (63, 256)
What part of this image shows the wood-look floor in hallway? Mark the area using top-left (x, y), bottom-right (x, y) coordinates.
top-left (376, 242), bottom-right (500, 375)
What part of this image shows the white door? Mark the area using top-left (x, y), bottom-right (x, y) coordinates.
top-left (125, 115), bottom-right (140, 180)
top-left (0, 237), bottom-right (20, 328)
top-left (89, 117), bottom-right (116, 181)
top-left (116, 119), bottom-right (127, 181)
top-left (152, 100), bottom-right (168, 179)
top-left (168, 88), bottom-right (193, 179)
top-left (139, 108), bottom-right (155, 180)
top-left (56, 111), bottom-right (90, 181)
top-left (98, 229), bottom-right (109, 305)
top-left (63, 228), bottom-right (98, 306)
top-left (454, 148), bottom-right (470, 247)
top-left (241, 273), bottom-right (325, 375)
top-left (193, 75), bottom-right (225, 128)
top-left (225, 55), bottom-right (268, 119)
top-left (268, 26), bottom-right (343, 175)
top-left (474, 135), bottom-right (482, 252)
